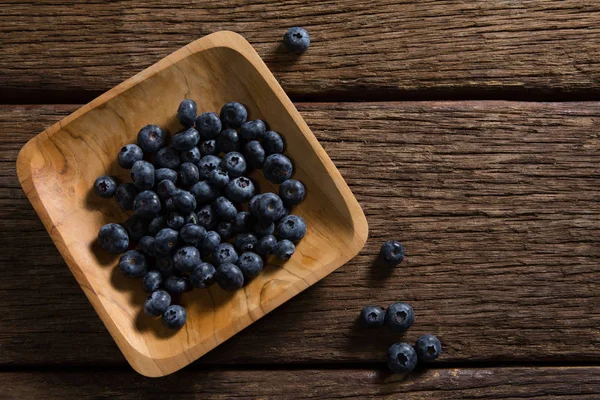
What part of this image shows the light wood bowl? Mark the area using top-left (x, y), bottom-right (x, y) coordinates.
top-left (16, 31), bottom-right (368, 377)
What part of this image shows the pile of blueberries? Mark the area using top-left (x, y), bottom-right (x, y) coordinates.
top-left (94, 100), bottom-right (306, 329)
top-left (358, 241), bottom-right (442, 374)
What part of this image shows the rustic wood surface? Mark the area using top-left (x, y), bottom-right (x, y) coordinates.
top-left (2, 1), bottom-right (600, 100)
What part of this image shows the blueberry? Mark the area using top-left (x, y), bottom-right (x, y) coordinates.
top-left (263, 154), bottom-right (293, 184)
top-left (217, 128), bottom-right (241, 153)
top-left (277, 215), bottom-right (306, 242)
top-left (225, 177), bottom-right (255, 203)
top-left (237, 252), bottom-right (263, 280)
top-left (137, 124), bottom-right (166, 153)
top-left (199, 139), bottom-right (218, 156)
top-left (235, 233), bottom-right (258, 252)
top-left (171, 127), bottom-right (200, 152)
top-left (177, 162), bottom-right (200, 187)
top-left (273, 239), bottom-right (295, 260)
top-left (221, 151), bottom-right (247, 177)
top-left (244, 140), bottom-right (265, 169)
top-left (118, 144), bottom-right (144, 169)
top-left (180, 146), bottom-right (201, 165)
top-left (173, 190), bottom-right (196, 214)
top-left (197, 155), bottom-right (222, 179)
top-left (142, 270), bottom-right (163, 292)
top-left (155, 147), bottom-right (181, 170)
top-left (148, 215), bottom-right (167, 235)
top-left (115, 183), bottom-right (137, 210)
top-left (379, 241), bottom-right (405, 266)
top-left (177, 99), bottom-right (197, 128)
top-left (156, 179), bottom-right (177, 201)
top-left (253, 221), bottom-right (275, 237)
top-left (385, 302), bottom-right (414, 332)
top-left (196, 112), bottom-right (222, 139)
top-left (133, 190), bottom-right (161, 219)
top-left (131, 160), bottom-right (155, 190)
top-left (156, 255), bottom-right (175, 276)
top-left (144, 290), bottom-right (171, 317)
top-left (173, 246), bottom-right (201, 273)
top-left (163, 196), bottom-right (177, 212)
top-left (220, 102), bottom-right (247, 128)
top-left (359, 306), bottom-right (385, 329)
top-left (215, 263), bottom-right (244, 291)
top-left (190, 262), bottom-right (216, 288)
top-left (280, 179), bottom-right (305, 207)
top-left (190, 180), bottom-right (219, 204)
top-left (162, 305), bottom-right (187, 329)
top-left (98, 223), bottom-right (129, 254)
top-left (139, 235), bottom-right (157, 257)
top-left (123, 215), bottom-right (147, 242)
top-left (261, 130), bottom-right (285, 155)
top-left (197, 204), bottom-right (219, 230)
top-left (214, 196), bottom-right (238, 221)
top-left (179, 223), bottom-right (206, 246)
top-left (216, 221), bottom-right (235, 240)
top-left (250, 193), bottom-right (285, 223)
top-left (166, 212), bottom-right (185, 230)
top-left (386, 343), bottom-right (418, 374)
top-left (283, 27), bottom-right (310, 54)
top-left (199, 230), bottom-right (221, 255)
top-left (256, 235), bottom-right (277, 256)
top-left (164, 275), bottom-right (189, 295)
top-left (94, 175), bottom-right (118, 198)
top-left (155, 228), bottom-right (180, 255)
top-left (415, 334), bottom-right (442, 362)
top-left (233, 211), bottom-right (253, 233)
top-left (214, 243), bottom-right (238, 265)
top-left (184, 211), bottom-right (198, 225)
top-left (155, 168), bottom-right (178, 184)
top-left (240, 119), bottom-right (266, 140)
top-left (207, 168), bottom-right (230, 189)
top-left (118, 250), bottom-right (148, 278)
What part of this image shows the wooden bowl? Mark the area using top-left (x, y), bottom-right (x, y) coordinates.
top-left (16, 31), bottom-right (368, 377)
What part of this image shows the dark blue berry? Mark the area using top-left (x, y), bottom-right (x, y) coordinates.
top-left (197, 204), bottom-right (219, 230)
top-left (221, 151), bottom-right (247, 177)
top-left (261, 130), bottom-right (285, 155)
top-left (177, 99), bottom-right (197, 128)
top-left (273, 239), bottom-right (295, 260)
top-left (216, 221), bottom-right (234, 240)
top-left (233, 211), bottom-right (253, 233)
top-left (235, 233), bottom-right (258, 252)
top-left (166, 212), bottom-right (185, 230)
top-left (215, 263), bottom-right (244, 291)
top-left (237, 252), bottom-right (263, 280)
top-left (199, 139), bottom-right (218, 156)
top-left (217, 128), bottom-right (241, 153)
top-left (207, 168), bottom-right (230, 189)
top-left (385, 302), bottom-right (414, 332)
top-left (118, 250), bottom-right (148, 278)
top-left (156, 256), bottom-right (175, 276)
top-left (148, 215), bottom-right (167, 235)
top-left (123, 215), bottom-right (147, 242)
top-left (133, 190), bottom-right (161, 219)
top-left (98, 223), bottom-right (129, 254)
top-left (172, 128), bottom-right (200, 152)
top-left (164, 275), bottom-right (189, 295)
top-left (94, 175), bottom-right (118, 198)
top-left (131, 160), bottom-right (155, 190)
top-left (180, 146), bottom-right (201, 165)
top-left (386, 343), bottom-right (417, 374)
top-left (220, 102), bottom-right (247, 128)
top-left (240, 119), bottom-right (266, 140)
top-left (359, 306), bottom-right (385, 329)
top-left (250, 192), bottom-right (285, 223)
top-left (155, 228), bottom-right (180, 255)
top-left (283, 27), bottom-right (310, 54)
top-left (244, 140), bottom-right (265, 169)
top-left (280, 179), bottom-right (305, 207)
top-left (173, 245), bottom-right (201, 273)
top-left (156, 179), bottom-right (177, 201)
top-left (214, 243), bottom-right (238, 266)
top-left (155, 147), bottom-right (181, 170)
top-left (142, 270), bottom-right (163, 292)
top-left (190, 262), bottom-right (216, 288)
top-left (253, 221), bottom-right (275, 237)
top-left (196, 112), bottom-right (222, 139)
top-left (163, 196), bottom-right (177, 212)
top-left (277, 215), bottom-right (306, 242)
top-left (225, 176), bottom-right (255, 203)
top-left (155, 168), bottom-right (178, 184)
top-left (177, 162), bottom-right (200, 187)
top-left (115, 183), bottom-right (137, 210)
top-left (190, 180), bottom-right (219, 204)
top-left (214, 196), bottom-right (237, 221)
top-left (139, 235), bottom-right (157, 257)
top-left (415, 335), bottom-right (442, 362)
top-left (256, 235), bottom-right (277, 256)
top-left (162, 305), bottom-right (187, 329)
top-left (144, 290), bottom-right (171, 317)
top-left (137, 124), bottom-right (166, 153)
top-left (263, 154), bottom-right (293, 184)
top-left (179, 223), bottom-right (206, 246)
top-left (118, 144), bottom-right (143, 169)
top-left (199, 230), bottom-right (221, 255)
top-left (380, 241), bottom-right (404, 266)
top-left (173, 190), bottom-right (196, 214)
top-left (197, 155), bottom-right (222, 179)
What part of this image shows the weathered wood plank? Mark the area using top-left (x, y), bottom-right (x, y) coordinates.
top-left (3, 367), bottom-right (600, 399)
top-left (2, 1), bottom-right (600, 99)
top-left (0, 102), bottom-right (599, 365)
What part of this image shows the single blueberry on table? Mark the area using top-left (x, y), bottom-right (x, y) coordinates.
top-left (155, 168), bottom-right (178, 184)
top-left (118, 250), bottom-right (148, 278)
top-left (98, 223), bottom-right (129, 254)
top-left (144, 289), bottom-right (171, 317)
top-left (123, 215), bottom-right (147, 242)
top-left (240, 119), bottom-right (266, 140)
top-left (359, 305), bottom-right (385, 329)
top-left (177, 162), bottom-right (200, 187)
top-left (415, 334), bottom-right (442, 362)
top-left (179, 223), bottom-right (207, 246)
top-left (283, 27), bottom-right (310, 54)
top-left (216, 221), bottom-right (235, 240)
top-left (180, 146), bottom-right (201, 165)
top-left (166, 212), bottom-right (185, 230)
top-left (162, 304), bottom-right (187, 329)
top-left (156, 255), bottom-right (175, 276)
top-left (155, 147), bottom-right (181, 170)
top-left (137, 124), bottom-right (166, 153)
top-left (197, 155), bottom-right (222, 179)
top-left (190, 180), bottom-right (220, 204)
top-left (260, 130), bottom-right (285, 155)
top-left (233, 211), bottom-right (253, 233)
top-left (250, 192), bottom-right (285, 223)
top-left (244, 140), bottom-right (266, 169)
top-left (380, 240), bottom-right (405, 266)
top-left (173, 245), bottom-right (201, 273)
top-left (197, 204), bottom-right (219, 230)
top-left (386, 343), bottom-right (418, 374)
top-left (131, 160), bottom-right (155, 190)
top-left (196, 112), bottom-right (222, 139)
top-left (156, 179), bottom-right (177, 201)
top-left (253, 221), bottom-right (275, 237)
top-left (199, 139), bottom-right (218, 156)
top-left (94, 175), bottom-right (118, 198)
top-left (142, 270), bottom-right (163, 293)
top-left (133, 190), bottom-right (161, 219)
top-left (220, 102), bottom-right (247, 128)
top-left (214, 196), bottom-right (238, 221)
top-left (235, 232), bottom-right (258, 252)
top-left (385, 302), bottom-right (414, 332)
top-left (190, 262), bottom-right (216, 288)
top-left (237, 252), bottom-right (263, 280)
top-left (173, 190), bottom-right (196, 214)
top-left (154, 228), bottom-right (180, 255)
top-left (164, 275), bottom-right (189, 295)
top-left (277, 215), bottom-right (306, 242)
top-left (207, 168), bottom-right (230, 189)
top-left (118, 144), bottom-right (143, 169)
top-left (263, 154), bottom-right (293, 184)
top-left (225, 177), bottom-right (255, 203)
top-left (215, 263), bottom-right (244, 292)
top-left (139, 235), bottom-right (157, 257)
top-left (115, 183), bottom-right (137, 210)
top-left (280, 179), bottom-right (305, 207)
top-left (199, 230), bottom-right (221, 255)
top-left (256, 235), bottom-right (277, 256)
top-left (172, 127), bottom-right (200, 152)
top-left (177, 99), bottom-right (197, 128)
top-left (217, 128), bottom-right (241, 154)
top-left (148, 215), bottom-right (167, 235)
top-left (214, 243), bottom-right (238, 266)
top-left (273, 239), bottom-right (295, 260)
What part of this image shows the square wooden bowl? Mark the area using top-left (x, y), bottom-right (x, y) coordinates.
top-left (16, 31), bottom-right (368, 377)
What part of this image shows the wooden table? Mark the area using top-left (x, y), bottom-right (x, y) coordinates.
top-left (2, 1), bottom-right (600, 398)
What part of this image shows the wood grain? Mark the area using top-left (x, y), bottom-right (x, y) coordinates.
top-left (3, 367), bottom-right (600, 399)
top-left (2, 101), bottom-right (600, 366)
top-left (2, 1), bottom-right (600, 99)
